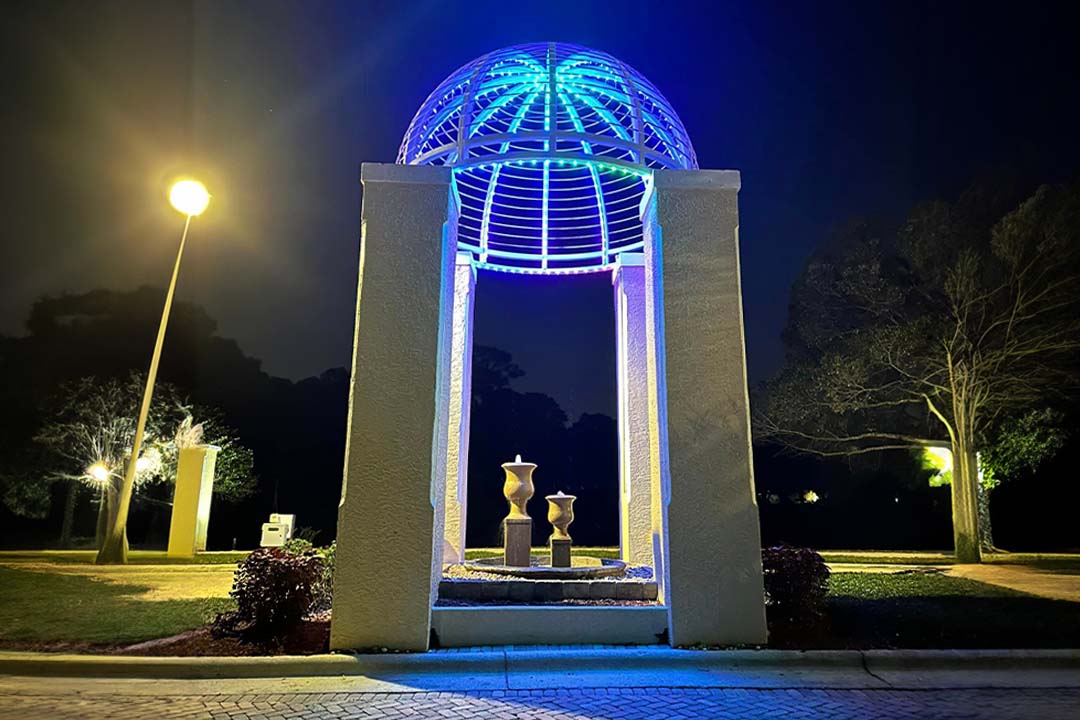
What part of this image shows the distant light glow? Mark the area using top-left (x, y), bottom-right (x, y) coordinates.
top-left (169, 179), bottom-right (210, 217)
top-left (87, 462), bottom-right (110, 483)
top-left (399, 42), bottom-right (696, 273)
top-left (803, 490), bottom-right (820, 504)
top-left (134, 447), bottom-right (163, 479)
top-left (922, 445), bottom-right (954, 487)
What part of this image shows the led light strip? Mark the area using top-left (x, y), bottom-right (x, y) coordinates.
top-left (399, 42), bottom-right (695, 273)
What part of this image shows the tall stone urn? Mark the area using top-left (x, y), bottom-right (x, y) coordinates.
top-left (501, 454), bottom-right (536, 567)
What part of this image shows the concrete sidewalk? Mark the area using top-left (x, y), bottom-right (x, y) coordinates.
top-left (2, 647), bottom-right (1078, 689)
top-left (1, 647), bottom-right (1078, 719)
top-left (948, 564), bottom-right (1080, 603)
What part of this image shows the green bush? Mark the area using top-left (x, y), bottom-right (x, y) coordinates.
top-left (320, 540), bottom-right (336, 603)
top-left (761, 545), bottom-right (830, 623)
top-left (282, 537), bottom-right (314, 556)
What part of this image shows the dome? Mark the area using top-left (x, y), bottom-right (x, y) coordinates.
top-left (398, 42), bottom-right (697, 274)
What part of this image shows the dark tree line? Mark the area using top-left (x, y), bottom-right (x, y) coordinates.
top-left (0, 288), bottom-right (623, 550)
top-left (466, 346), bottom-right (619, 547)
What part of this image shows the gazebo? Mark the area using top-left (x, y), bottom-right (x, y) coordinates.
top-left (330, 42), bottom-right (766, 650)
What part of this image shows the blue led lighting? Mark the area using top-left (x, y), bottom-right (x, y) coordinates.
top-left (398, 42), bottom-right (696, 273)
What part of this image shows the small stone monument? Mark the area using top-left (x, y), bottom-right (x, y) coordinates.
top-left (501, 454), bottom-right (536, 567)
top-left (546, 491), bottom-right (576, 568)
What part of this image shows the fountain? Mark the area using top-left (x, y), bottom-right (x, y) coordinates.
top-left (461, 456), bottom-right (627, 579)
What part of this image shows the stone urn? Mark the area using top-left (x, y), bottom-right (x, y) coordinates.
top-left (546, 491), bottom-right (576, 541)
top-left (501, 454), bottom-right (536, 521)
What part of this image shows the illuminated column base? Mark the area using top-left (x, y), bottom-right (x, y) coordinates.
top-left (167, 445), bottom-right (219, 558)
top-left (613, 253), bottom-right (658, 569)
top-left (330, 163), bottom-right (455, 653)
top-left (641, 170), bottom-right (768, 646)
top-left (441, 252), bottom-right (475, 565)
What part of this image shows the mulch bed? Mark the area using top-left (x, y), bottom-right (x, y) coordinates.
top-left (114, 618), bottom-right (330, 656)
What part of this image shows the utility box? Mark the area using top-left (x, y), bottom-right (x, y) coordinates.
top-left (269, 513), bottom-right (296, 539)
top-left (260, 523), bottom-right (287, 547)
top-left (260, 513), bottom-right (296, 547)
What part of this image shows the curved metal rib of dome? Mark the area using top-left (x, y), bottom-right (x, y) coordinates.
top-left (398, 42), bottom-right (697, 273)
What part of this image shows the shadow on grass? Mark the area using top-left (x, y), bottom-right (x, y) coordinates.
top-left (0, 567), bottom-right (234, 645)
top-left (770, 572), bottom-right (1080, 649)
top-left (823, 593), bottom-right (1080, 648)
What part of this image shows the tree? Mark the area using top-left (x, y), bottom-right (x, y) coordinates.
top-left (976, 408), bottom-right (1068, 546)
top-left (7, 373), bottom-right (256, 550)
top-left (758, 182), bottom-right (1080, 562)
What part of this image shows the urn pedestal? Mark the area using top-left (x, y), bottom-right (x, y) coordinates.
top-left (501, 455), bottom-right (536, 567)
top-left (546, 492), bottom-right (576, 568)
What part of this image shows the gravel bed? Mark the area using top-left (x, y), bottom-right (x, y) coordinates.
top-left (444, 562), bottom-right (654, 582)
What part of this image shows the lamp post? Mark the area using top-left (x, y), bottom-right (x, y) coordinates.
top-left (87, 462), bottom-right (111, 549)
top-left (95, 179), bottom-right (210, 564)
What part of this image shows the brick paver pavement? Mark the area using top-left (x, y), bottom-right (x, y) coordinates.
top-left (1, 687), bottom-right (1078, 719)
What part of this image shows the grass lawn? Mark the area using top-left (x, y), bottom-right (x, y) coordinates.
top-left (0, 550), bottom-right (250, 565)
top-left (820, 550), bottom-right (1080, 569)
top-left (2, 549), bottom-right (1077, 651)
top-left (768, 571), bottom-right (1080, 649)
top-left (0, 563), bottom-right (236, 646)
top-left (820, 550), bottom-right (956, 565)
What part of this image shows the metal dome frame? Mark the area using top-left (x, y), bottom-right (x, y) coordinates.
top-left (398, 42), bottom-right (698, 274)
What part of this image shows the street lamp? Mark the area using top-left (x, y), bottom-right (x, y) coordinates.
top-left (86, 462), bottom-right (110, 483)
top-left (96, 179), bottom-right (210, 564)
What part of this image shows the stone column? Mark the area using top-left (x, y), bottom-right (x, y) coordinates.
top-left (167, 445), bottom-right (219, 558)
top-left (640, 169), bottom-right (767, 646)
top-left (441, 251), bottom-right (476, 565)
top-left (613, 253), bottom-right (657, 568)
top-left (330, 163), bottom-right (455, 652)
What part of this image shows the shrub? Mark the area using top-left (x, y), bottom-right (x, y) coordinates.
top-left (292, 526), bottom-right (321, 544)
top-left (761, 545), bottom-right (830, 623)
top-left (282, 537), bottom-right (314, 556)
top-left (220, 547), bottom-right (324, 638)
top-left (320, 541), bottom-right (336, 604)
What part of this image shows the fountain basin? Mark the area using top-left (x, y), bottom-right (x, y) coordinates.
top-left (462, 555), bottom-right (627, 580)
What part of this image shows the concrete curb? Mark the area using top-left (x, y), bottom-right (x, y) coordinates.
top-left (1, 647), bottom-right (1078, 681)
top-left (0, 650), bottom-right (504, 679)
top-left (864, 648), bottom-right (1080, 669)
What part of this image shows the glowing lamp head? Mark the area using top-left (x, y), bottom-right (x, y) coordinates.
top-left (87, 462), bottom-right (110, 483)
top-left (169, 179), bottom-right (210, 217)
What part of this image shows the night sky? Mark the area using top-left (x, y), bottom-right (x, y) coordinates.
top-left (4, 1), bottom-right (1079, 420)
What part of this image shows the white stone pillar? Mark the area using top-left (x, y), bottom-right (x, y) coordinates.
top-left (330, 163), bottom-right (455, 652)
top-left (613, 253), bottom-right (656, 568)
top-left (167, 444), bottom-right (219, 558)
top-left (640, 169), bottom-right (767, 646)
top-left (441, 251), bottom-right (476, 565)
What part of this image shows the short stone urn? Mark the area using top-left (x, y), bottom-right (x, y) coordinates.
top-left (501, 454), bottom-right (536, 567)
top-left (546, 491), bottom-right (576, 568)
